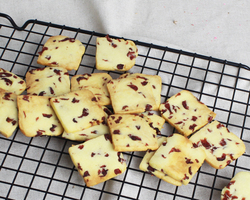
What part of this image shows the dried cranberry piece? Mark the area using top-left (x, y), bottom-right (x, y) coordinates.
top-left (169, 147), bottom-right (181, 154)
top-left (38, 46), bottom-right (48, 55)
top-left (59, 37), bottom-right (75, 42)
top-left (114, 168), bottom-right (122, 175)
top-left (127, 83), bottom-right (138, 91)
top-left (78, 163), bottom-right (83, 171)
top-left (135, 125), bottom-right (141, 130)
top-left (113, 130), bottom-right (120, 135)
top-left (115, 116), bottom-right (122, 124)
top-left (2, 78), bottom-right (12, 86)
top-left (42, 114), bottom-right (52, 118)
top-left (217, 153), bottom-right (226, 161)
top-left (78, 108), bottom-right (89, 118)
top-left (83, 171), bottom-right (90, 177)
top-left (201, 138), bottom-right (211, 149)
top-left (145, 104), bottom-right (152, 111)
top-left (50, 124), bottom-right (57, 132)
top-left (104, 133), bottom-right (112, 142)
top-left (182, 101), bottom-right (189, 109)
top-left (128, 134), bottom-right (141, 141)
top-left (72, 98), bottom-right (80, 103)
top-left (105, 35), bottom-right (112, 43)
top-left (219, 139), bottom-right (227, 146)
top-left (23, 95), bottom-right (30, 102)
top-left (191, 116), bottom-right (197, 121)
top-left (117, 64), bottom-right (124, 69)
top-left (78, 144), bottom-right (84, 149)
top-left (36, 130), bottom-right (45, 137)
top-left (0, 72), bottom-right (12, 77)
top-left (189, 124), bottom-right (197, 131)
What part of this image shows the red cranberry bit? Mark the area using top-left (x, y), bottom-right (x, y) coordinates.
top-left (188, 166), bottom-right (192, 175)
top-left (73, 118), bottom-right (78, 123)
top-left (219, 138), bottom-right (227, 146)
top-left (185, 158), bottom-right (194, 164)
top-left (217, 123), bottom-right (224, 129)
top-left (83, 170), bottom-right (90, 177)
top-left (162, 141), bottom-right (167, 146)
top-left (111, 43), bottom-right (117, 48)
top-left (217, 153), bottom-right (226, 161)
top-left (113, 130), bottom-right (121, 135)
top-left (59, 37), bottom-right (75, 43)
top-left (6, 117), bottom-right (17, 126)
top-left (189, 124), bottom-right (197, 131)
top-left (135, 125), bottom-right (141, 130)
top-left (36, 130), bottom-right (45, 137)
top-left (163, 102), bottom-right (173, 114)
top-left (76, 76), bottom-right (88, 83)
top-left (183, 174), bottom-right (189, 180)
top-left (128, 134), bottom-right (141, 141)
top-left (23, 95), bottom-right (30, 102)
top-left (0, 72), bottom-right (12, 77)
top-left (162, 154), bottom-right (166, 159)
top-left (192, 142), bottom-right (199, 148)
top-left (182, 101), bottom-right (189, 109)
top-left (175, 121), bottom-right (183, 125)
top-left (38, 91), bottom-right (46, 96)
top-left (103, 59), bottom-right (108, 62)
top-left (53, 69), bottom-right (61, 75)
top-left (2, 78), bottom-right (12, 86)
top-left (175, 92), bottom-right (181, 97)
top-left (50, 124), bottom-right (57, 132)
top-left (206, 115), bottom-right (213, 123)
top-left (169, 147), bottom-right (181, 154)
top-left (127, 83), bottom-right (138, 91)
top-left (127, 51), bottom-right (136, 60)
top-left (145, 104), bottom-right (152, 111)
top-left (222, 190), bottom-right (232, 200)
top-left (105, 35), bottom-right (113, 43)
top-left (18, 80), bottom-right (24, 84)
top-left (42, 113), bottom-right (52, 118)
top-left (141, 81), bottom-right (148, 86)
top-left (191, 116), bottom-right (197, 121)
top-left (50, 62), bottom-right (58, 65)
top-left (50, 87), bottom-right (55, 95)
top-left (201, 138), bottom-right (211, 149)
top-left (45, 55), bottom-right (51, 60)
top-left (91, 152), bottom-right (96, 157)
top-left (147, 165), bottom-right (155, 173)
top-left (72, 98), bottom-right (80, 103)
top-left (114, 168), bottom-right (122, 175)
top-left (104, 133), bottom-right (112, 142)
top-left (105, 153), bottom-right (109, 157)
top-left (78, 108), bottom-right (89, 118)
top-left (38, 46), bottom-right (48, 55)
top-left (115, 116), bottom-right (122, 124)
top-left (117, 64), bottom-right (124, 70)
top-left (78, 144), bottom-right (84, 149)
top-left (77, 163), bottom-right (83, 171)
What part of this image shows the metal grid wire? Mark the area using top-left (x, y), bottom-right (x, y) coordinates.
top-left (0, 13), bottom-right (250, 200)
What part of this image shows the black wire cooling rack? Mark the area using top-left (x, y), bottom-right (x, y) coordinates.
top-left (0, 13), bottom-right (250, 200)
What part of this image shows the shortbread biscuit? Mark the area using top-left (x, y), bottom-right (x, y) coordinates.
top-left (26, 67), bottom-right (70, 96)
top-left (190, 120), bottom-right (245, 169)
top-left (68, 134), bottom-right (127, 187)
top-left (159, 90), bottom-right (216, 137)
top-left (96, 35), bottom-right (138, 71)
top-left (149, 133), bottom-right (206, 185)
top-left (62, 106), bottom-right (112, 141)
top-left (0, 89), bottom-right (18, 138)
top-left (17, 95), bottom-right (63, 137)
top-left (0, 68), bottom-right (26, 95)
top-left (221, 171), bottom-right (250, 200)
top-left (119, 73), bottom-right (162, 109)
top-left (37, 35), bottom-right (85, 71)
top-left (50, 89), bottom-right (105, 133)
top-left (71, 73), bottom-right (112, 105)
top-left (107, 76), bottom-right (157, 114)
top-left (107, 114), bottom-right (158, 151)
top-left (139, 136), bottom-right (182, 186)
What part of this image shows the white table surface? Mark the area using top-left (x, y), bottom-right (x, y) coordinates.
top-left (1, 0), bottom-right (249, 67)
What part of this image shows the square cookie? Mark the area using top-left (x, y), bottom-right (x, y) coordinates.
top-left (62, 106), bottom-right (112, 141)
top-left (71, 73), bottom-right (112, 105)
top-left (119, 73), bottom-right (162, 109)
top-left (37, 35), bottom-right (85, 71)
top-left (0, 68), bottom-right (26, 95)
top-left (139, 136), bottom-right (182, 186)
top-left (26, 67), bottom-right (70, 96)
top-left (221, 171), bottom-right (250, 200)
top-left (50, 89), bottom-right (105, 133)
top-left (149, 133), bottom-right (206, 185)
top-left (159, 90), bottom-right (216, 137)
top-left (68, 134), bottom-right (127, 187)
top-left (189, 120), bottom-right (245, 169)
top-left (17, 95), bottom-right (63, 137)
top-left (107, 75), bottom-right (157, 114)
top-left (107, 114), bottom-right (158, 151)
top-left (0, 89), bottom-right (18, 138)
top-left (96, 35), bottom-right (138, 71)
